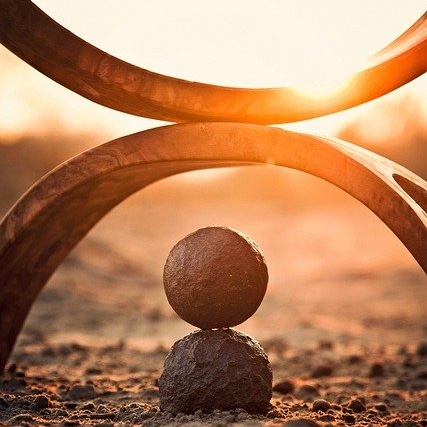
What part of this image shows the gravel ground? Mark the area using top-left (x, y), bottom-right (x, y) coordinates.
top-left (2, 333), bottom-right (426, 426)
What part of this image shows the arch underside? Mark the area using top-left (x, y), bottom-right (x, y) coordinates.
top-left (0, 122), bottom-right (426, 371)
top-left (0, 0), bottom-right (426, 124)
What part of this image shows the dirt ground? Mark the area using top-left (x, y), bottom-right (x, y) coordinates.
top-left (1, 165), bottom-right (426, 426)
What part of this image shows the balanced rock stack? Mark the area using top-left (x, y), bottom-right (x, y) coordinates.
top-left (158, 226), bottom-right (272, 414)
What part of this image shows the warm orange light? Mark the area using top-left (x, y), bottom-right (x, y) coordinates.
top-left (293, 72), bottom-right (354, 101)
top-left (1, 1), bottom-right (425, 138)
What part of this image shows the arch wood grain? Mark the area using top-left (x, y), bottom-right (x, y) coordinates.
top-left (0, 123), bottom-right (426, 371)
top-left (0, 0), bottom-right (426, 124)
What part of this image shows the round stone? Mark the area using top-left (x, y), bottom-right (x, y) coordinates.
top-left (163, 226), bottom-right (268, 329)
top-left (158, 329), bottom-right (272, 414)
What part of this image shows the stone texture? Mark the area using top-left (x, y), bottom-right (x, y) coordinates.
top-left (158, 329), bottom-right (272, 414)
top-left (312, 399), bottom-right (332, 412)
top-left (348, 398), bottom-right (366, 413)
top-left (163, 226), bottom-right (268, 329)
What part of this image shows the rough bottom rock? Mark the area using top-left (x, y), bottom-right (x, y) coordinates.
top-left (158, 329), bottom-right (272, 414)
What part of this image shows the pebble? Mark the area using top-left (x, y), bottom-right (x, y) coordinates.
top-left (369, 362), bottom-right (385, 377)
top-left (32, 394), bottom-right (50, 410)
top-left (310, 365), bottom-right (333, 378)
top-left (348, 398), bottom-right (366, 413)
top-left (68, 385), bottom-right (95, 400)
top-left (375, 403), bottom-right (389, 414)
top-left (312, 399), bottom-right (332, 412)
top-left (273, 380), bottom-right (295, 394)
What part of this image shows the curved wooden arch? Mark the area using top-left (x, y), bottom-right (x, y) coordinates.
top-left (0, 122), bottom-right (426, 371)
top-left (0, 0), bottom-right (426, 124)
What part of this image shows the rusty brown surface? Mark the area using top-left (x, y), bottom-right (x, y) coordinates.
top-left (0, 122), bottom-right (426, 371)
top-left (158, 329), bottom-right (272, 414)
top-left (0, 0), bottom-right (425, 124)
top-left (163, 227), bottom-right (269, 329)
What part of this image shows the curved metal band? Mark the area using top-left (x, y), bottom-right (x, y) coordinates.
top-left (0, 122), bottom-right (426, 371)
top-left (0, 0), bottom-right (426, 124)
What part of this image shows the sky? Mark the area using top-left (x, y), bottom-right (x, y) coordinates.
top-left (0, 0), bottom-right (426, 140)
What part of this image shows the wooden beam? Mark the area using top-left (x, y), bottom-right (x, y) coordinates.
top-left (0, 0), bottom-right (425, 124)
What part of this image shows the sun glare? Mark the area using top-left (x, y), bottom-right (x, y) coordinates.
top-left (292, 69), bottom-right (354, 100)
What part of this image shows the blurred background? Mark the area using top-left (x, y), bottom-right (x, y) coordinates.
top-left (1, 1), bottom-right (426, 352)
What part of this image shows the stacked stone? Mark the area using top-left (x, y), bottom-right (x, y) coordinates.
top-left (158, 226), bottom-right (272, 414)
